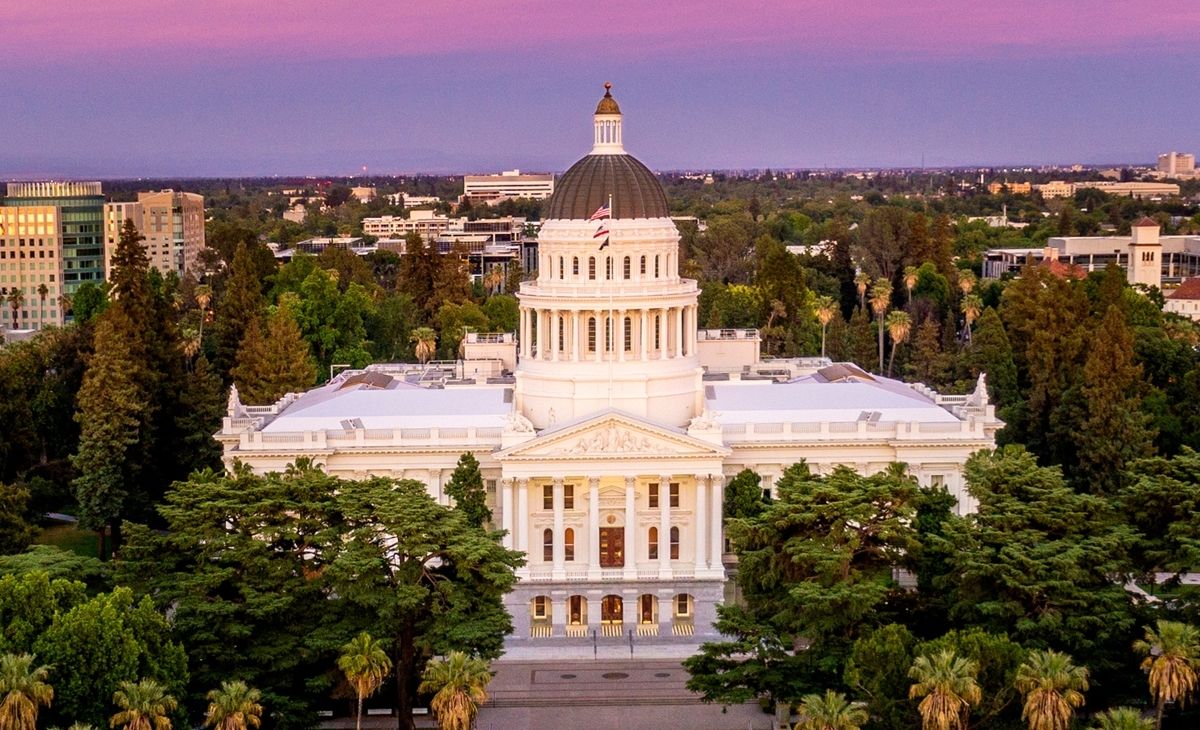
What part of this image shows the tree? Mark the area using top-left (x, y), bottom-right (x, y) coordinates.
top-left (815, 295), bottom-right (836, 359)
top-left (175, 355), bottom-right (225, 476)
top-left (338, 634), bottom-right (391, 730)
top-left (6, 289), bottom-right (24, 328)
top-left (203, 681), bottom-right (262, 730)
top-left (959, 308), bottom-right (1017, 407)
top-left (110, 680), bottom-right (177, 730)
top-left (1072, 305), bottom-right (1154, 495)
top-left (417, 652), bottom-right (492, 730)
top-left (908, 650), bottom-right (981, 730)
top-left (885, 310), bottom-right (912, 377)
top-left (231, 302), bottom-right (317, 405)
top-left (0, 484), bottom-right (35, 556)
top-left (444, 453), bottom-right (491, 528)
top-left (411, 327), bottom-right (437, 364)
top-left (434, 302), bottom-right (489, 359)
top-left (855, 272), bottom-right (871, 311)
top-left (844, 624), bottom-right (916, 730)
top-left (35, 284), bottom-right (48, 325)
top-left (0, 653), bottom-right (53, 730)
top-left (960, 294), bottom-right (982, 342)
top-left (723, 469), bottom-right (766, 521)
top-left (794, 690), bottom-right (869, 730)
top-left (903, 265), bottom-right (920, 304)
top-left (907, 316), bottom-right (948, 388)
top-left (912, 629), bottom-right (1024, 729)
top-left (212, 243), bottom-right (266, 378)
top-left (870, 280), bottom-right (892, 374)
top-left (1133, 620), bottom-right (1200, 730)
top-left (1015, 650), bottom-right (1089, 730)
top-left (1092, 707), bottom-right (1153, 730)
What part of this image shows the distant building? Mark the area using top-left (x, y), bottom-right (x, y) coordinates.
top-left (986, 181), bottom-right (1032, 195)
top-left (463, 169), bottom-right (555, 205)
top-left (1034, 180), bottom-right (1074, 199)
top-left (386, 193), bottom-right (441, 207)
top-left (1157, 152), bottom-right (1196, 179)
top-left (2, 182), bottom-right (106, 308)
top-left (1165, 278), bottom-right (1200, 320)
top-left (983, 220), bottom-right (1200, 287)
top-left (282, 203), bottom-right (307, 224)
top-left (361, 210), bottom-right (453, 240)
top-left (350, 186), bottom-right (377, 203)
top-left (104, 190), bottom-right (206, 279)
top-left (1034, 180), bottom-right (1181, 200)
top-left (274, 237), bottom-right (372, 263)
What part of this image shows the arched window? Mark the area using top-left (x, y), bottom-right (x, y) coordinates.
top-left (543, 528), bottom-right (553, 562)
top-left (640, 255), bottom-right (646, 275)
top-left (605, 317), bottom-right (612, 351)
top-left (558, 256), bottom-right (564, 279)
top-left (606, 257), bottom-right (613, 280)
top-left (588, 257), bottom-right (596, 280)
top-left (639, 594), bottom-right (655, 624)
top-left (648, 526), bottom-right (659, 560)
top-left (569, 595), bottom-right (584, 625)
top-left (623, 316), bottom-right (632, 351)
top-left (669, 526), bottom-right (680, 560)
top-left (564, 528), bottom-right (575, 561)
top-left (623, 256), bottom-right (631, 279)
top-left (654, 314), bottom-right (661, 349)
top-left (573, 257), bottom-right (580, 276)
top-left (558, 316), bottom-right (565, 351)
top-left (654, 255), bottom-right (660, 278)
top-left (587, 317), bottom-right (596, 351)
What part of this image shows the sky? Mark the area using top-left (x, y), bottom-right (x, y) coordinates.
top-left (3, 0), bottom-right (1199, 177)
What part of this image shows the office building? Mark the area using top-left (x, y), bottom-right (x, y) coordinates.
top-left (464, 170), bottom-right (555, 205)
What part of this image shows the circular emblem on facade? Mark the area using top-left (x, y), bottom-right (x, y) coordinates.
top-left (606, 514), bottom-right (616, 524)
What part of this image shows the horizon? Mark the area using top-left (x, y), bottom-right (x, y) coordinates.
top-left (4, 1), bottom-right (1198, 178)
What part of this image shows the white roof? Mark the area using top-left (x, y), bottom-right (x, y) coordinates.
top-left (707, 376), bottom-right (960, 424)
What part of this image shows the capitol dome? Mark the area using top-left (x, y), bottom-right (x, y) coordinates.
top-left (544, 84), bottom-right (670, 221)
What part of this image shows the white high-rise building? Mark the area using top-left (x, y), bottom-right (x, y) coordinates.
top-left (219, 85), bottom-right (1002, 650)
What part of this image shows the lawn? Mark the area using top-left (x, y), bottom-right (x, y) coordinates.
top-left (36, 522), bottom-right (100, 558)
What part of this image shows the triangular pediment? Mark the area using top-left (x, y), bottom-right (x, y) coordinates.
top-left (496, 409), bottom-right (730, 461)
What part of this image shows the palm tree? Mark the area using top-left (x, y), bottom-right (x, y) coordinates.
top-left (338, 632), bottom-right (392, 730)
top-left (110, 679), bottom-right (177, 730)
top-left (6, 289), bottom-right (24, 329)
top-left (908, 649), bottom-right (982, 730)
top-left (195, 284), bottom-right (213, 345)
top-left (483, 265), bottom-right (504, 294)
top-left (1133, 620), bottom-right (1200, 730)
top-left (1092, 707), bottom-right (1153, 730)
top-left (204, 681), bottom-right (263, 730)
top-left (36, 284), bottom-right (48, 326)
top-left (885, 310), bottom-right (912, 377)
top-left (961, 294), bottom-right (982, 343)
top-left (418, 651), bottom-right (492, 730)
top-left (958, 270), bottom-right (976, 296)
top-left (0, 653), bottom-right (53, 730)
top-left (869, 280), bottom-right (892, 374)
top-left (794, 690), bottom-right (869, 730)
top-left (68, 724), bottom-right (97, 730)
top-left (57, 293), bottom-right (72, 319)
top-left (814, 295), bottom-right (837, 359)
top-left (854, 272), bottom-right (872, 310)
top-left (411, 327), bottom-right (437, 364)
top-left (903, 265), bottom-right (919, 303)
top-left (1015, 649), bottom-right (1089, 730)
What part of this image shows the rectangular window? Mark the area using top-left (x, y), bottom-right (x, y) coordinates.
top-left (534, 596), bottom-right (548, 619)
top-left (543, 484), bottom-right (553, 510)
top-left (930, 474), bottom-right (945, 488)
top-left (677, 594), bottom-right (690, 616)
top-left (649, 484), bottom-right (659, 509)
top-left (669, 483), bottom-right (679, 508)
top-left (564, 484), bottom-right (574, 510)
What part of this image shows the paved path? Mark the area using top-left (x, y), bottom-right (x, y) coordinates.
top-left (479, 658), bottom-right (772, 730)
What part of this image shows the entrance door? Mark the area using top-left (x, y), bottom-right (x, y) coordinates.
top-left (601, 595), bottom-right (623, 623)
top-left (599, 527), bottom-right (624, 568)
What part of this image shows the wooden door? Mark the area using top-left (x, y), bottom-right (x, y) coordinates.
top-left (599, 527), bottom-right (624, 568)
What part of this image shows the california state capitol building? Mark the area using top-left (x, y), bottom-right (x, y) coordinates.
top-left (218, 85), bottom-right (1002, 650)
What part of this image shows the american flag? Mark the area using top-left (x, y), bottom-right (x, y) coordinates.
top-left (588, 203), bottom-right (611, 221)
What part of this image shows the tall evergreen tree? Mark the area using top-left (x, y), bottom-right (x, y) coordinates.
top-left (212, 243), bottom-right (266, 379)
top-left (231, 304), bottom-right (316, 406)
top-left (907, 316), bottom-right (948, 388)
top-left (175, 355), bottom-right (225, 476)
top-left (444, 453), bottom-right (491, 528)
top-left (959, 307), bottom-right (1017, 406)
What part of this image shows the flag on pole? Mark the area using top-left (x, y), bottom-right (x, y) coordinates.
top-left (594, 219), bottom-right (610, 250)
top-left (598, 236), bottom-right (609, 250)
top-left (588, 203), bottom-right (611, 221)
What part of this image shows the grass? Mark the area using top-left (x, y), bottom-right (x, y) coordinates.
top-left (35, 522), bottom-right (100, 558)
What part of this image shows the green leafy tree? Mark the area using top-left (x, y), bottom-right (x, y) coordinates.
top-left (908, 649), bottom-right (981, 730)
top-left (417, 652), bottom-right (492, 730)
top-left (1133, 620), bottom-right (1200, 730)
top-left (794, 690), bottom-right (869, 730)
top-left (0, 547), bottom-right (108, 591)
top-left (203, 681), bottom-right (262, 730)
top-left (1015, 649), bottom-right (1088, 730)
top-left (444, 453), bottom-right (491, 528)
top-left (1092, 707), bottom-right (1153, 730)
top-left (0, 653), bottom-right (53, 730)
top-left (481, 295), bottom-right (518, 334)
top-left (844, 624), bottom-right (917, 730)
top-left (913, 629), bottom-right (1024, 729)
top-left (0, 573), bottom-right (87, 654)
top-left (338, 633), bottom-right (392, 730)
top-left (0, 485), bottom-right (35, 556)
top-left (110, 679), bottom-right (177, 730)
top-left (959, 307), bottom-right (1017, 406)
top-left (434, 302), bottom-right (488, 359)
top-left (175, 355), bottom-right (225, 475)
top-left (212, 243), bottom-right (266, 379)
top-left (231, 300), bottom-right (317, 405)
top-left (723, 469), bottom-right (766, 520)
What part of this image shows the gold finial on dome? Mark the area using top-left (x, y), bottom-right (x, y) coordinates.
top-left (595, 82), bottom-right (621, 115)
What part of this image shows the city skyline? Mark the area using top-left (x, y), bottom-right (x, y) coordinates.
top-left (4, 1), bottom-right (1199, 177)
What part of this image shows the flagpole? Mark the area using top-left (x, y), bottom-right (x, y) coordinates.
top-left (607, 192), bottom-right (614, 408)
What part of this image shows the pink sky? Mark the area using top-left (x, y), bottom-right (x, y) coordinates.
top-left (8, 0), bottom-right (1200, 65)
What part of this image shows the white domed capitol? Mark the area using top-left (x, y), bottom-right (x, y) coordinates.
top-left (219, 85), bottom-right (1001, 651)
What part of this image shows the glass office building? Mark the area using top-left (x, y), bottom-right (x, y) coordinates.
top-left (3, 182), bottom-right (106, 295)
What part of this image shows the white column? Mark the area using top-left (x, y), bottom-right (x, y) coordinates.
top-left (519, 308), bottom-right (526, 358)
top-left (501, 478), bottom-right (515, 550)
top-left (517, 478), bottom-right (530, 556)
top-left (623, 476), bottom-right (637, 579)
top-left (552, 477), bottom-right (565, 577)
top-left (537, 309), bottom-right (548, 360)
top-left (551, 310), bottom-right (559, 362)
top-left (709, 474), bottom-right (724, 569)
top-left (659, 475), bottom-right (671, 578)
top-left (588, 477), bottom-right (601, 579)
top-left (694, 475), bottom-right (707, 570)
top-left (674, 307), bottom-right (684, 358)
top-left (658, 309), bottom-right (668, 360)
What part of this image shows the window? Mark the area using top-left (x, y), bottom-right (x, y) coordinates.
top-left (564, 484), bottom-right (574, 510)
top-left (624, 316), bottom-right (632, 351)
top-left (930, 474), bottom-right (945, 488)
top-left (676, 594), bottom-right (691, 617)
top-left (605, 317), bottom-right (612, 351)
top-left (588, 257), bottom-right (596, 280)
top-left (588, 317), bottom-right (597, 351)
top-left (623, 256), bottom-right (631, 279)
top-left (558, 316), bottom-right (565, 351)
top-left (606, 257), bottom-right (613, 279)
top-left (654, 315), bottom-right (661, 349)
top-left (533, 596), bottom-right (548, 619)
top-left (648, 526), bottom-right (659, 560)
top-left (670, 526), bottom-right (680, 559)
top-left (655, 255), bottom-right (660, 278)
top-left (543, 484), bottom-right (553, 510)
top-left (640, 594), bottom-right (655, 623)
top-left (573, 257), bottom-right (579, 275)
top-left (564, 528), bottom-right (575, 561)
top-left (559, 256), bottom-right (564, 278)
top-left (649, 483), bottom-right (659, 509)
top-left (640, 255), bottom-right (646, 275)
top-left (569, 595), bottom-right (584, 624)
top-left (669, 483), bottom-right (679, 508)
top-left (543, 528), bottom-right (553, 561)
